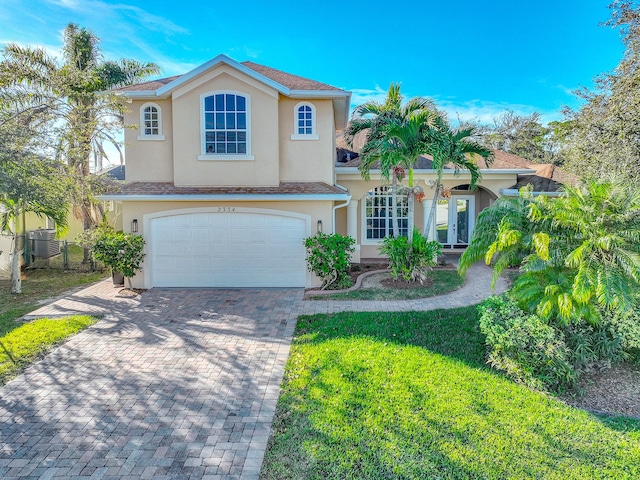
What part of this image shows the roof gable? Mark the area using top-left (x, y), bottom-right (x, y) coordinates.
top-left (114, 54), bottom-right (347, 98)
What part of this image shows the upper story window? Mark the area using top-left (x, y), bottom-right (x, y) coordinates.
top-left (291, 102), bottom-right (318, 140)
top-left (199, 92), bottom-right (253, 160)
top-left (137, 102), bottom-right (165, 140)
top-left (364, 186), bottom-right (408, 241)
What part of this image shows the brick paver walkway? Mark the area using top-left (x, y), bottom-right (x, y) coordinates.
top-left (1, 262), bottom-right (505, 479)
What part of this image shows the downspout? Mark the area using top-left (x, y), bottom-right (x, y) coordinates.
top-left (332, 194), bottom-right (351, 233)
top-left (333, 171), bottom-right (351, 234)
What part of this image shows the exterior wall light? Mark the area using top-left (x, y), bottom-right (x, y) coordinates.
top-left (131, 219), bottom-right (138, 233)
top-left (317, 220), bottom-right (323, 233)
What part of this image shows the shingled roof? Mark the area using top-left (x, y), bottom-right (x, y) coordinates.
top-left (103, 181), bottom-right (347, 197)
top-left (335, 128), bottom-right (578, 192)
top-left (114, 59), bottom-right (342, 93)
top-left (116, 75), bottom-right (181, 92)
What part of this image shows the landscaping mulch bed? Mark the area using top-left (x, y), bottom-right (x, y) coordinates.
top-left (562, 362), bottom-right (640, 419)
top-left (116, 288), bottom-right (147, 298)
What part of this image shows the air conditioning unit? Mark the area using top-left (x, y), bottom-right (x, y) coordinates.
top-left (29, 229), bottom-right (61, 259)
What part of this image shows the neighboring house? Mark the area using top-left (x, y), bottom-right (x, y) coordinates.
top-left (103, 54), bottom-right (568, 289)
top-left (17, 164), bottom-right (125, 242)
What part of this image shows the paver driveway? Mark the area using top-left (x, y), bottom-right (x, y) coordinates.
top-left (1, 262), bottom-right (506, 479)
top-left (0, 288), bottom-right (304, 479)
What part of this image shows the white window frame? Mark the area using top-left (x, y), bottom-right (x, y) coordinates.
top-left (290, 102), bottom-right (319, 140)
top-left (362, 187), bottom-right (409, 245)
top-left (137, 102), bottom-right (165, 140)
top-left (198, 91), bottom-right (254, 161)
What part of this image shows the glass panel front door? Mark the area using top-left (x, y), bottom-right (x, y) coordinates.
top-left (455, 198), bottom-right (471, 244)
top-left (435, 195), bottom-right (475, 247)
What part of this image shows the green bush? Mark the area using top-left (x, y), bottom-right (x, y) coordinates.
top-left (304, 233), bottom-right (355, 290)
top-left (600, 305), bottom-right (640, 354)
top-left (92, 231), bottom-right (146, 278)
top-left (478, 295), bottom-right (576, 390)
top-left (380, 228), bottom-right (441, 283)
top-left (564, 322), bottom-right (625, 371)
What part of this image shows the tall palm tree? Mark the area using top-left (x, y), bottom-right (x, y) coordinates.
top-left (423, 117), bottom-right (493, 238)
top-left (1, 23), bottom-right (159, 259)
top-left (344, 83), bottom-right (433, 237)
top-left (369, 109), bottom-right (439, 244)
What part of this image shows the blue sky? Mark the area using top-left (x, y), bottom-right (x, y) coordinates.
top-left (0, 0), bottom-right (625, 124)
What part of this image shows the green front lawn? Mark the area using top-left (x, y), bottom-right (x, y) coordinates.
top-left (0, 315), bottom-right (96, 385)
top-left (308, 269), bottom-right (464, 300)
top-left (0, 258), bottom-right (106, 384)
top-left (0, 267), bottom-right (106, 334)
top-left (261, 308), bottom-right (640, 479)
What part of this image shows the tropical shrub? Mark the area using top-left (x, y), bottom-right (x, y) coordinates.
top-left (564, 322), bottom-right (625, 371)
top-left (478, 296), bottom-right (576, 390)
top-left (304, 233), bottom-right (355, 290)
top-left (465, 182), bottom-right (640, 388)
top-left (92, 230), bottom-right (146, 278)
top-left (458, 185), bottom-right (539, 287)
top-left (599, 305), bottom-right (640, 359)
top-left (380, 228), bottom-right (441, 283)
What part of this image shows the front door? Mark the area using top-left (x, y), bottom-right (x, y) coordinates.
top-left (436, 195), bottom-right (475, 248)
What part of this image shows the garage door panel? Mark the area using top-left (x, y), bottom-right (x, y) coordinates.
top-left (150, 211), bottom-right (307, 287)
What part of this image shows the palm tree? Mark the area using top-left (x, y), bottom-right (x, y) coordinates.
top-left (460, 181), bottom-right (640, 325)
top-left (344, 83), bottom-right (433, 237)
top-left (368, 109), bottom-right (439, 244)
top-left (458, 185), bottom-right (545, 287)
top-left (1, 23), bottom-right (159, 259)
top-left (422, 117), bottom-right (493, 238)
top-left (517, 181), bottom-right (640, 324)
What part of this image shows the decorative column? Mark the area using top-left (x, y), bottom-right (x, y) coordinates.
top-left (347, 200), bottom-right (360, 262)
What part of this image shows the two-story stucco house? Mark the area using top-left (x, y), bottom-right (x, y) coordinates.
top-left (104, 54), bottom-right (552, 289)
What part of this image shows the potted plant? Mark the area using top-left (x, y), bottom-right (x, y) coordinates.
top-left (91, 230), bottom-right (146, 287)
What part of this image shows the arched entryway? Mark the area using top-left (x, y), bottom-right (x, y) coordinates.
top-left (435, 185), bottom-right (498, 249)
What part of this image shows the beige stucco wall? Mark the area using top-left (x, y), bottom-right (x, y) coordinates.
top-left (120, 199), bottom-right (334, 288)
top-left (124, 99), bottom-right (174, 183)
top-left (123, 66), bottom-right (340, 188)
top-left (171, 67), bottom-right (280, 187)
top-left (278, 98), bottom-right (334, 184)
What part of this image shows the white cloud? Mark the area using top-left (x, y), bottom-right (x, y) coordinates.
top-left (227, 46), bottom-right (261, 60)
top-left (45, 0), bottom-right (187, 34)
top-left (347, 86), bottom-right (389, 115)
top-left (345, 87), bottom-right (562, 126)
top-left (432, 98), bottom-right (562, 126)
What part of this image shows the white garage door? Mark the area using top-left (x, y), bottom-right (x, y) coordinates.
top-left (149, 210), bottom-right (308, 287)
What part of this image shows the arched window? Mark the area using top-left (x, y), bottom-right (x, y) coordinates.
top-left (201, 92), bottom-right (251, 158)
top-left (138, 103), bottom-right (164, 140)
top-left (291, 102), bottom-right (318, 140)
top-left (364, 187), bottom-right (409, 241)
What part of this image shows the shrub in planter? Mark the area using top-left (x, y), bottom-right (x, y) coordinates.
top-left (304, 232), bottom-right (355, 290)
top-left (380, 228), bottom-right (441, 283)
top-left (91, 230), bottom-right (146, 282)
top-left (478, 295), bottom-right (576, 390)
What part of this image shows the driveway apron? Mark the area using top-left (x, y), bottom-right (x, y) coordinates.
top-left (0, 287), bottom-right (303, 480)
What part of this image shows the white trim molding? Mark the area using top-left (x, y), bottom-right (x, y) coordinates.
top-left (290, 101), bottom-right (319, 140)
top-left (200, 90), bottom-right (251, 160)
top-left (137, 102), bottom-right (165, 141)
